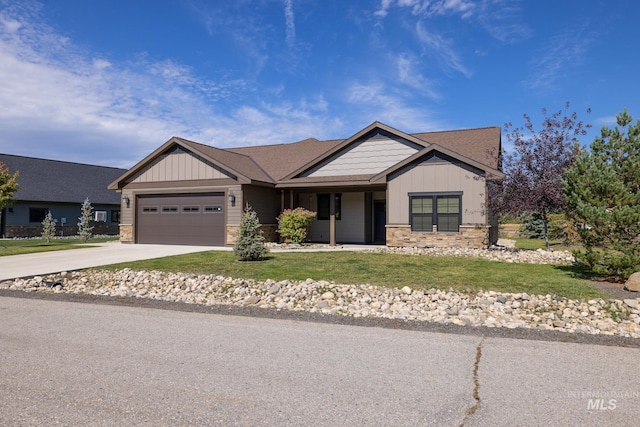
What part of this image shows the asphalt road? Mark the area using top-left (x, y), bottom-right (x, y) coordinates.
top-left (1, 296), bottom-right (638, 426)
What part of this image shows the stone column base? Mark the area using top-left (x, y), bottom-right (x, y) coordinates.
top-left (119, 224), bottom-right (133, 243)
top-left (386, 224), bottom-right (491, 249)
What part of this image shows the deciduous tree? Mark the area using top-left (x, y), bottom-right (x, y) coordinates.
top-left (491, 102), bottom-right (590, 249)
top-left (564, 109), bottom-right (640, 280)
top-left (0, 162), bottom-right (19, 233)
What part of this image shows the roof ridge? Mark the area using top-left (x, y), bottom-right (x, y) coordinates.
top-left (411, 126), bottom-right (500, 135)
top-left (0, 152), bottom-right (126, 171)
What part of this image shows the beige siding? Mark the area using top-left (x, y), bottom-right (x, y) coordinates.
top-left (120, 188), bottom-right (133, 225)
top-left (388, 161), bottom-right (487, 225)
top-left (306, 137), bottom-right (419, 177)
top-left (226, 184), bottom-right (243, 225)
top-left (336, 192), bottom-right (365, 243)
top-left (130, 152), bottom-right (232, 183)
top-left (243, 185), bottom-right (280, 225)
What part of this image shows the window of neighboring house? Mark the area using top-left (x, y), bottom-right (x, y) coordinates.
top-left (29, 207), bottom-right (48, 223)
top-left (317, 194), bottom-right (341, 220)
top-left (110, 210), bottom-right (121, 223)
top-left (410, 194), bottom-right (461, 232)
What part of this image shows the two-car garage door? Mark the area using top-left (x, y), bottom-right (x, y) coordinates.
top-left (136, 193), bottom-right (225, 245)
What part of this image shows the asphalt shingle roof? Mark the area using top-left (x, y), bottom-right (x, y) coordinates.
top-left (0, 154), bottom-right (126, 204)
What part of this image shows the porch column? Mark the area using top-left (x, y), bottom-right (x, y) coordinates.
top-left (329, 192), bottom-right (336, 246)
top-left (289, 190), bottom-right (294, 209)
top-left (280, 190), bottom-right (284, 212)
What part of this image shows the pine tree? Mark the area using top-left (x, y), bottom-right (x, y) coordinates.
top-left (233, 204), bottom-right (269, 261)
top-left (41, 211), bottom-right (56, 243)
top-left (564, 109), bottom-right (640, 280)
top-left (77, 197), bottom-right (94, 243)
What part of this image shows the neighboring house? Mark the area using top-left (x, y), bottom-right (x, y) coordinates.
top-left (0, 153), bottom-right (126, 238)
top-left (109, 122), bottom-right (504, 248)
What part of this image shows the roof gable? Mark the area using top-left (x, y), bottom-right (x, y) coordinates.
top-left (283, 122), bottom-right (430, 180)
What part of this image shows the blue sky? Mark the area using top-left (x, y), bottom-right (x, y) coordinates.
top-left (0, 0), bottom-right (637, 168)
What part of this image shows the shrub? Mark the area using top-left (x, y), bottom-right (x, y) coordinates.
top-left (233, 204), bottom-right (269, 261)
top-left (277, 207), bottom-right (316, 244)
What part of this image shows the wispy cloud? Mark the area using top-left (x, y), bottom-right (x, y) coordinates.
top-left (476, 0), bottom-right (531, 43)
top-left (415, 22), bottom-right (471, 78)
top-left (283, 0), bottom-right (296, 49)
top-left (396, 53), bottom-right (440, 99)
top-left (525, 23), bottom-right (592, 91)
top-left (375, 0), bottom-right (476, 19)
top-left (0, 1), bottom-right (346, 167)
top-left (346, 81), bottom-right (444, 132)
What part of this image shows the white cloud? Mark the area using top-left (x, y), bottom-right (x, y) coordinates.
top-left (415, 22), bottom-right (471, 78)
top-left (396, 53), bottom-right (440, 99)
top-left (346, 81), bottom-right (445, 132)
top-left (525, 23), bottom-right (592, 91)
top-left (283, 0), bottom-right (296, 49)
top-left (0, 1), bottom-right (347, 167)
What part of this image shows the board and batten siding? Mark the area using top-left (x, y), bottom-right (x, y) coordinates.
top-left (298, 192), bottom-right (365, 243)
top-left (388, 160), bottom-right (487, 225)
top-left (129, 151), bottom-right (233, 183)
top-left (305, 135), bottom-right (420, 177)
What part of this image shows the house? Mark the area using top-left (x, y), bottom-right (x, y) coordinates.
top-left (108, 122), bottom-right (504, 248)
top-left (0, 153), bottom-right (126, 238)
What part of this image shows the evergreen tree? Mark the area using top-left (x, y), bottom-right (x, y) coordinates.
top-left (564, 109), bottom-right (640, 280)
top-left (233, 204), bottom-right (269, 261)
top-left (41, 211), bottom-right (56, 243)
top-left (77, 197), bottom-right (94, 242)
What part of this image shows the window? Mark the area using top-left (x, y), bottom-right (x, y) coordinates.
top-left (110, 210), bottom-right (120, 223)
top-left (204, 206), bottom-right (222, 213)
top-left (317, 194), bottom-right (341, 220)
top-left (142, 207), bottom-right (158, 213)
top-left (182, 206), bottom-right (200, 213)
top-left (410, 194), bottom-right (461, 232)
top-left (161, 206), bottom-right (178, 213)
top-left (29, 207), bottom-right (48, 223)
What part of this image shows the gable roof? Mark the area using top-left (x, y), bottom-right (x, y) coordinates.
top-left (0, 153), bottom-right (126, 204)
top-left (110, 122), bottom-right (502, 189)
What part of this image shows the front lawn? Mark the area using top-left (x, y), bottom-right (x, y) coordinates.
top-left (0, 237), bottom-right (118, 256)
top-left (514, 238), bottom-right (581, 251)
top-left (102, 251), bottom-right (604, 300)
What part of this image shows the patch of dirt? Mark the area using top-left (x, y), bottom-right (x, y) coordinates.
top-left (591, 279), bottom-right (638, 300)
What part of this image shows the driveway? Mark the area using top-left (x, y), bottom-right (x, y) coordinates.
top-left (0, 242), bottom-right (229, 281)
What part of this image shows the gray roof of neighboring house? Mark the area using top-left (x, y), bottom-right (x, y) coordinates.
top-left (0, 153), bottom-right (126, 205)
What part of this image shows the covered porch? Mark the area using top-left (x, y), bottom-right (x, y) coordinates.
top-left (278, 185), bottom-right (387, 246)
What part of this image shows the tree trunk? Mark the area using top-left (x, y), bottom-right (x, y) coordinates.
top-left (542, 209), bottom-right (550, 250)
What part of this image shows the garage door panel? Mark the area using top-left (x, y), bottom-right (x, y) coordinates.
top-left (136, 193), bottom-right (225, 245)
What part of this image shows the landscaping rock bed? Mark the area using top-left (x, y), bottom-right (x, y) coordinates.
top-left (2, 268), bottom-right (638, 339)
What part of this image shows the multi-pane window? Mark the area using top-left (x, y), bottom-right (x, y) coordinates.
top-left (317, 194), bottom-right (341, 220)
top-left (29, 207), bottom-right (48, 223)
top-left (410, 194), bottom-right (461, 232)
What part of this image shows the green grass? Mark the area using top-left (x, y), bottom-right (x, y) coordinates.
top-left (514, 238), bottom-right (581, 251)
top-left (101, 251), bottom-right (604, 300)
top-left (0, 237), bottom-right (118, 256)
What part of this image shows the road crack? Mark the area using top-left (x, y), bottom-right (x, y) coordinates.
top-left (460, 336), bottom-right (484, 427)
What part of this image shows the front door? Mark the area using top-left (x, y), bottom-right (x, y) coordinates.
top-left (374, 201), bottom-right (386, 244)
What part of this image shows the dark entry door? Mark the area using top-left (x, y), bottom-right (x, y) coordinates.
top-left (136, 193), bottom-right (225, 245)
top-left (374, 201), bottom-right (386, 244)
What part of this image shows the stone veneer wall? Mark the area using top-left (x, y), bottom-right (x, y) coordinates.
top-left (5, 224), bottom-right (119, 238)
top-left (225, 224), bottom-right (278, 246)
top-left (119, 224), bottom-right (133, 243)
top-left (386, 225), bottom-right (491, 249)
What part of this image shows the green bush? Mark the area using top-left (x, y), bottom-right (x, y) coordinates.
top-left (233, 204), bottom-right (269, 261)
top-left (277, 207), bottom-right (316, 244)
